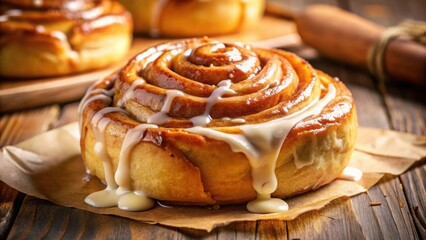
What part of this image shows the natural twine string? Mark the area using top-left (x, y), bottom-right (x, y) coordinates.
top-left (367, 20), bottom-right (426, 93)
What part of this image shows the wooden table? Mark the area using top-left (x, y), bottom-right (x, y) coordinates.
top-left (1, 0), bottom-right (425, 239)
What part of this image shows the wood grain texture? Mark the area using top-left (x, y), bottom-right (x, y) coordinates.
top-left (1, 0), bottom-right (425, 239)
top-left (53, 103), bottom-right (80, 129)
top-left (0, 106), bottom-right (61, 239)
top-left (347, 0), bottom-right (426, 239)
top-left (287, 198), bottom-right (365, 239)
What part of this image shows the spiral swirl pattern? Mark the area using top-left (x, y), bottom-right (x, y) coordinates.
top-left (112, 38), bottom-right (326, 128)
top-left (80, 38), bottom-right (357, 212)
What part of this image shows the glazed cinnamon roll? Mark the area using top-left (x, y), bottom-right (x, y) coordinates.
top-left (119, 0), bottom-right (265, 37)
top-left (79, 38), bottom-right (357, 213)
top-left (0, 0), bottom-right (132, 78)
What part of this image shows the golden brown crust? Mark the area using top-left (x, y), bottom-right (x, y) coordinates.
top-left (0, 0), bottom-right (133, 78)
top-left (80, 38), bottom-right (357, 205)
top-left (120, 0), bottom-right (265, 37)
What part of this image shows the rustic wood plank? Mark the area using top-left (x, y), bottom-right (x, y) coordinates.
top-left (53, 102), bottom-right (80, 128)
top-left (400, 164), bottom-right (426, 239)
top-left (384, 86), bottom-right (426, 135)
top-left (7, 197), bottom-right (196, 240)
top-left (350, 193), bottom-right (386, 239)
top-left (287, 198), bottom-right (365, 239)
top-left (3, 1), bottom-right (424, 239)
top-left (256, 220), bottom-right (287, 239)
top-left (0, 182), bottom-right (22, 240)
top-left (346, 0), bottom-right (426, 239)
top-left (383, 57), bottom-right (426, 240)
top-left (0, 106), bottom-right (60, 239)
top-left (214, 221), bottom-right (258, 240)
top-left (0, 106), bottom-right (60, 146)
top-left (344, 70), bottom-right (419, 239)
top-left (363, 175), bottom-right (418, 240)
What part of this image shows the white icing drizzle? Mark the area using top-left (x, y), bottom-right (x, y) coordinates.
top-left (86, 124), bottom-right (158, 211)
top-left (81, 76), bottom-right (156, 211)
top-left (79, 93), bottom-right (112, 116)
top-left (222, 117), bottom-right (247, 124)
top-left (91, 107), bottom-right (127, 188)
top-left (338, 166), bottom-right (363, 181)
top-left (147, 89), bottom-right (184, 125)
top-left (187, 84), bottom-right (336, 213)
top-left (191, 80), bottom-right (236, 127)
top-left (115, 124), bottom-right (158, 192)
top-left (86, 108), bottom-right (157, 211)
top-left (84, 107), bottom-right (124, 207)
top-left (82, 70), bottom-right (340, 213)
top-left (247, 193), bottom-right (289, 213)
top-left (84, 189), bottom-right (119, 208)
top-left (117, 79), bottom-right (146, 107)
top-left (117, 191), bottom-right (154, 211)
top-left (78, 87), bottom-right (114, 115)
top-left (231, 118), bottom-right (246, 124)
top-left (114, 124), bottom-right (158, 211)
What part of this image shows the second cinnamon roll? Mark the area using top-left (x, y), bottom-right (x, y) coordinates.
top-left (0, 0), bottom-right (132, 78)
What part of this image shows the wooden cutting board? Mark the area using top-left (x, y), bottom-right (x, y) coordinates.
top-left (0, 16), bottom-right (299, 113)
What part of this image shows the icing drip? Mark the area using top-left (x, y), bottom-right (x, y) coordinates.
top-left (114, 124), bottom-right (158, 211)
top-left (117, 191), bottom-right (154, 211)
top-left (147, 89), bottom-right (184, 125)
top-left (81, 76), bottom-right (158, 211)
top-left (246, 193), bottom-right (289, 213)
top-left (115, 124), bottom-right (158, 192)
top-left (231, 118), bottom-right (246, 124)
top-left (117, 79), bottom-right (146, 107)
top-left (338, 167), bottom-right (363, 181)
top-left (222, 117), bottom-right (247, 124)
top-left (78, 87), bottom-right (115, 130)
top-left (187, 84), bottom-right (336, 213)
top-left (191, 80), bottom-right (236, 126)
top-left (86, 113), bottom-right (157, 211)
top-left (84, 189), bottom-right (119, 208)
top-left (91, 107), bottom-right (127, 189)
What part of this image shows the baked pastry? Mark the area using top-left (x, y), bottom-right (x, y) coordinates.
top-left (0, 0), bottom-right (132, 78)
top-left (79, 37), bottom-right (358, 213)
top-left (119, 0), bottom-right (265, 37)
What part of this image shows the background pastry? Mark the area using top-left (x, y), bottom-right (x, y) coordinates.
top-left (119, 0), bottom-right (265, 37)
top-left (79, 38), bottom-right (358, 212)
top-left (0, 0), bottom-right (132, 78)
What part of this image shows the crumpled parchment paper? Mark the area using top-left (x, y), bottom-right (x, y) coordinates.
top-left (0, 123), bottom-right (424, 231)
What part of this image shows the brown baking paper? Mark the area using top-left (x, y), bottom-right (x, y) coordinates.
top-left (0, 123), bottom-right (425, 232)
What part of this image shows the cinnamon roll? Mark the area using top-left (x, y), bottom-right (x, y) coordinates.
top-left (119, 0), bottom-right (265, 37)
top-left (79, 38), bottom-right (358, 213)
top-left (0, 0), bottom-right (132, 78)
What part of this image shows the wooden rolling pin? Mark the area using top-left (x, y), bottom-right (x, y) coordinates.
top-left (268, 4), bottom-right (426, 86)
